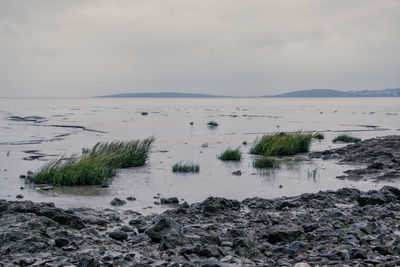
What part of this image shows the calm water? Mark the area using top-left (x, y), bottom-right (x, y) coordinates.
top-left (0, 97), bottom-right (399, 212)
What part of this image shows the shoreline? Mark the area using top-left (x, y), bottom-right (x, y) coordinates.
top-left (1, 135), bottom-right (400, 266)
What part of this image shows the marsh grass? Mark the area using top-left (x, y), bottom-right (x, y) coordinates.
top-left (172, 162), bottom-right (200, 173)
top-left (30, 137), bottom-right (155, 186)
top-left (253, 157), bottom-right (279, 168)
top-left (207, 120), bottom-right (219, 127)
top-left (250, 131), bottom-right (313, 156)
top-left (313, 133), bottom-right (325, 140)
top-left (333, 135), bottom-right (361, 143)
top-left (218, 148), bottom-right (241, 161)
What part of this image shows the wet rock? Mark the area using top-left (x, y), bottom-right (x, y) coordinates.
top-left (19, 175), bottom-right (26, 179)
top-left (120, 225), bottom-right (134, 232)
top-left (231, 170), bottom-right (242, 176)
top-left (109, 230), bottom-right (128, 241)
top-left (127, 196), bottom-right (136, 201)
top-left (144, 217), bottom-right (181, 242)
top-left (110, 198), bottom-right (126, 206)
top-left (161, 197), bottom-right (179, 204)
top-left (101, 182), bottom-right (109, 188)
top-left (41, 186), bottom-right (53, 191)
top-left (349, 248), bottom-right (368, 259)
top-left (201, 197), bottom-right (240, 216)
top-left (16, 194), bottom-right (24, 199)
top-left (77, 256), bottom-right (100, 267)
top-left (264, 225), bottom-right (303, 244)
top-left (54, 237), bottom-right (69, 248)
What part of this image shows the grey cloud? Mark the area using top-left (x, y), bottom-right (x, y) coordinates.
top-left (0, 0), bottom-right (399, 97)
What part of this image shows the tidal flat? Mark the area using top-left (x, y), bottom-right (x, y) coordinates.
top-left (0, 98), bottom-right (400, 265)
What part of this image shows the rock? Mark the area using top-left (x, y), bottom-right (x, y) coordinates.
top-left (130, 233), bottom-right (150, 244)
top-left (110, 198), bottom-right (126, 206)
top-left (349, 248), bottom-right (368, 259)
top-left (144, 217), bottom-right (181, 242)
top-left (201, 197), bottom-right (240, 216)
top-left (120, 225), bottom-right (134, 232)
top-left (109, 230), bottom-right (128, 241)
top-left (127, 196), bottom-right (136, 201)
top-left (101, 182), bottom-right (109, 188)
top-left (54, 237), bottom-right (69, 248)
top-left (265, 225), bottom-right (303, 244)
top-left (16, 194), bottom-right (24, 199)
top-left (19, 175), bottom-right (26, 179)
top-left (77, 256), bottom-right (100, 267)
top-left (232, 170), bottom-right (242, 176)
top-left (161, 197), bottom-right (179, 204)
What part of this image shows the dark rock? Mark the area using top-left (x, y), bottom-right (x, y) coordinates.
top-left (110, 198), bottom-right (126, 206)
top-left (127, 196), bottom-right (136, 201)
top-left (16, 194), bottom-right (24, 199)
top-left (55, 237), bottom-right (69, 248)
top-left (101, 182), bottom-right (109, 188)
top-left (120, 225), bottom-right (134, 232)
top-left (161, 197), bottom-right (179, 204)
top-left (130, 233), bottom-right (150, 244)
top-left (19, 175), bottom-right (26, 179)
top-left (109, 230), bottom-right (128, 241)
top-left (144, 217), bottom-right (181, 242)
top-left (265, 225), bottom-right (303, 244)
top-left (201, 197), bottom-right (240, 216)
top-left (77, 257), bottom-right (100, 267)
top-left (349, 248), bottom-right (368, 259)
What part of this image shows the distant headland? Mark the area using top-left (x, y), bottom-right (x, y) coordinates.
top-left (98, 88), bottom-right (400, 98)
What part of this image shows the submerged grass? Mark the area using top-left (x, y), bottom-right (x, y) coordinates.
top-left (207, 120), bottom-right (219, 127)
top-left (30, 137), bottom-right (155, 186)
top-left (253, 157), bottom-right (279, 168)
top-left (218, 148), bottom-right (241, 161)
top-left (250, 131), bottom-right (313, 156)
top-left (333, 135), bottom-right (361, 143)
top-left (172, 162), bottom-right (200, 173)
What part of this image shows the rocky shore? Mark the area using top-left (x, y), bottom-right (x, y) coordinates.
top-left (1, 135), bottom-right (400, 266)
top-left (1, 185), bottom-right (400, 266)
top-left (310, 135), bottom-right (400, 181)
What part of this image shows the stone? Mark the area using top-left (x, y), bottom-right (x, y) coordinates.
top-left (265, 225), bottom-right (303, 244)
top-left (160, 197), bottom-right (179, 204)
top-left (144, 217), bottom-right (181, 242)
top-left (127, 196), bottom-right (136, 201)
top-left (120, 225), bottom-right (134, 232)
top-left (55, 237), bottom-right (69, 248)
top-left (109, 230), bottom-right (128, 241)
top-left (16, 194), bottom-right (24, 199)
top-left (110, 198), bottom-right (126, 206)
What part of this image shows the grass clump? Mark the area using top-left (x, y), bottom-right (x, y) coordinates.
top-left (172, 162), bottom-right (200, 173)
top-left (313, 133), bottom-right (324, 140)
top-left (30, 137), bottom-right (155, 186)
top-left (250, 131), bottom-right (313, 156)
top-left (218, 148), bottom-right (241, 161)
top-left (253, 157), bottom-right (279, 168)
top-left (333, 135), bottom-right (361, 143)
top-left (207, 120), bottom-right (219, 127)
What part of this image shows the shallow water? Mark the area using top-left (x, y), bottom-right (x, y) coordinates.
top-left (0, 97), bottom-right (399, 212)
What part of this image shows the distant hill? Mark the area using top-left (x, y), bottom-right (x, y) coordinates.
top-left (98, 92), bottom-right (231, 98)
top-left (263, 88), bottom-right (400, 98)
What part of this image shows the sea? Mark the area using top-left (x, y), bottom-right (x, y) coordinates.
top-left (0, 97), bottom-right (399, 212)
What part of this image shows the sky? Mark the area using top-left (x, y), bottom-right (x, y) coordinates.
top-left (1, 0), bottom-right (400, 97)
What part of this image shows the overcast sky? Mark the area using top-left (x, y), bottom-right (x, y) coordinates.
top-left (1, 0), bottom-right (399, 97)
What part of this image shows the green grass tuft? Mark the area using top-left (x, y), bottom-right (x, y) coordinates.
top-left (207, 120), bottom-right (219, 127)
top-left (250, 131), bottom-right (313, 156)
top-left (333, 135), bottom-right (361, 143)
top-left (172, 162), bottom-right (200, 173)
top-left (30, 137), bottom-right (155, 186)
top-left (218, 148), bottom-right (241, 161)
top-left (313, 133), bottom-right (324, 140)
top-left (253, 157), bottom-right (279, 168)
